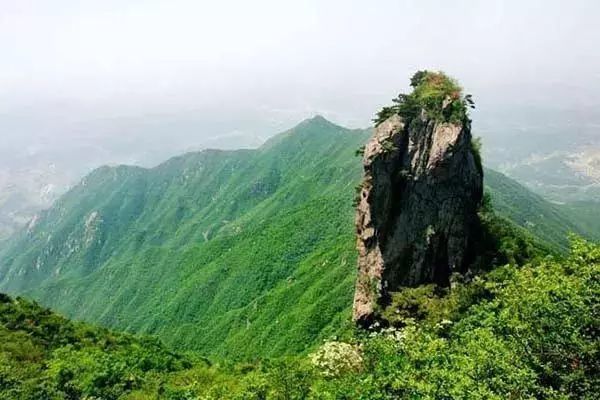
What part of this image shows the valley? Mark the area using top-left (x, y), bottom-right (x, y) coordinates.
top-left (478, 106), bottom-right (600, 203)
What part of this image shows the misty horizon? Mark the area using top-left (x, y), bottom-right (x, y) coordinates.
top-left (2, 0), bottom-right (600, 147)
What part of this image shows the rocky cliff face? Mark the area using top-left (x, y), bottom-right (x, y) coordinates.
top-left (353, 112), bottom-right (483, 324)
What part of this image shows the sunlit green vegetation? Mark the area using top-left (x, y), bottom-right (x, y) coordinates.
top-left (0, 107), bottom-right (598, 398)
top-left (0, 116), bottom-right (597, 361)
top-left (157, 237), bottom-right (600, 399)
top-left (0, 293), bottom-right (192, 399)
top-left (3, 237), bottom-right (597, 399)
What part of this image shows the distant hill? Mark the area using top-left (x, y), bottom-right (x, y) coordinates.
top-left (477, 105), bottom-right (600, 203)
top-left (0, 115), bottom-right (266, 242)
top-left (0, 116), bottom-right (597, 358)
top-left (485, 169), bottom-right (599, 249)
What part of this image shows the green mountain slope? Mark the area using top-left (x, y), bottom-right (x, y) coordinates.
top-left (0, 117), bottom-right (366, 359)
top-left (0, 116), bottom-right (596, 358)
top-left (561, 201), bottom-right (600, 239)
top-left (485, 169), bottom-right (599, 250)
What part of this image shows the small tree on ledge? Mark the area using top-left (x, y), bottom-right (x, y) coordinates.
top-left (373, 70), bottom-right (475, 127)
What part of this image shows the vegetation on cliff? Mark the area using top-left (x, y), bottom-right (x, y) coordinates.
top-left (373, 70), bottom-right (475, 127)
top-left (372, 70), bottom-right (483, 185)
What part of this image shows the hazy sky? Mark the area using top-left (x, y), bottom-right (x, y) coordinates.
top-left (2, 0), bottom-right (600, 144)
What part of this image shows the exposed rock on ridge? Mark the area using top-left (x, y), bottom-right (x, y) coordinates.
top-left (353, 110), bottom-right (483, 325)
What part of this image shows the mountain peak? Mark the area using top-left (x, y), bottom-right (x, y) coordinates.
top-left (297, 114), bottom-right (340, 129)
top-left (260, 114), bottom-right (356, 151)
top-left (306, 114), bottom-right (328, 123)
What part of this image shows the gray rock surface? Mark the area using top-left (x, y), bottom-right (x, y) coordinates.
top-left (353, 113), bottom-right (483, 324)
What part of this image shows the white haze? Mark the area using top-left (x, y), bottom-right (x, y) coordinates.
top-left (0, 0), bottom-right (599, 239)
top-left (2, 0), bottom-right (600, 144)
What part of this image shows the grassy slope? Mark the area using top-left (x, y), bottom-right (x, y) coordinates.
top-left (0, 116), bottom-right (597, 358)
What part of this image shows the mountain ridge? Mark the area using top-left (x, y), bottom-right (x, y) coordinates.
top-left (0, 116), bottom-right (597, 358)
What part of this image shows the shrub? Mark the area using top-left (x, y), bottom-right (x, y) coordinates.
top-left (310, 342), bottom-right (362, 378)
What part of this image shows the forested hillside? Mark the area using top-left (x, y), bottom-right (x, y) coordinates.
top-left (0, 293), bottom-right (191, 399)
top-left (0, 116), bottom-right (597, 358)
top-left (2, 238), bottom-right (598, 399)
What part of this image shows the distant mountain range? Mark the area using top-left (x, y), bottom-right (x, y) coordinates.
top-left (476, 106), bottom-right (600, 202)
top-left (0, 117), bottom-right (265, 241)
top-left (2, 105), bottom-right (598, 241)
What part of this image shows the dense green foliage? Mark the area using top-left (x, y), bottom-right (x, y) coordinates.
top-left (305, 238), bottom-right (599, 399)
top-left (373, 70), bottom-right (475, 126)
top-left (0, 116), bottom-right (597, 360)
top-left (166, 238), bottom-right (600, 399)
top-left (5, 237), bottom-right (594, 398)
top-left (0, 294), bottom-right (191, 399)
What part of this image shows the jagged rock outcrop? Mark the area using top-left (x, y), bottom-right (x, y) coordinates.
top-left (353, 112), bottom-right (483, 325)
